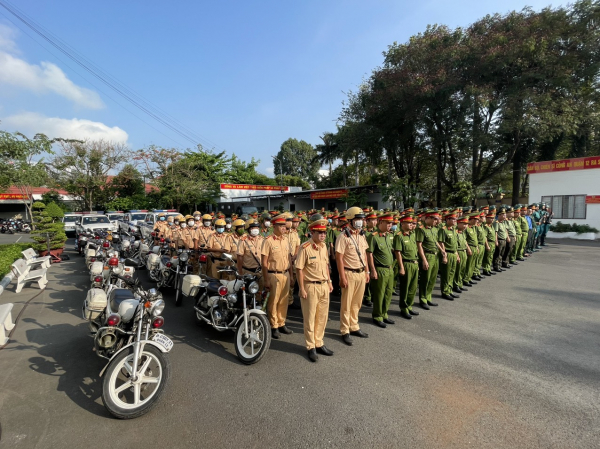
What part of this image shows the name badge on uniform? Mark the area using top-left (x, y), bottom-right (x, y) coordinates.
top-left (273, 246), bottom-right (279, 249)
top-left (309, 256), bottom-right (316, 259)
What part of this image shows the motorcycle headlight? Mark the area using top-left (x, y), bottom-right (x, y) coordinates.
top-left (150, 299), bottom-right (165, 317)
top-left (227, 293), bottom-right (238, 305)
top-left (113, 265), bottom-right (123, 274)
top-left (180, 252), bottom-right (189, 262)
top-left (248, 281), bottom-right (259, 294)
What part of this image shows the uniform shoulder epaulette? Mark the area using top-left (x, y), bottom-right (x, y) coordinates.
top-left (301, 241), bottom-right (311, 249)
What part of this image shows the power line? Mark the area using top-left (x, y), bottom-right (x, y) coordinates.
top-left (0, 0), bottom-right (229, 152)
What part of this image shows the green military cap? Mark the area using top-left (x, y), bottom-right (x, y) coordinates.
top-left (462, 207), bottom-right (471, 213)
top-left (489, 205), bottom-right (497, 211)
top-left (505, 206), bottom-right (513, 212)
top-left (497, 207), bottom-right (507, 214)
top-left (468, 212), bottom-right (480, 220)
top-left (260, 212), bottom-right (271, 220)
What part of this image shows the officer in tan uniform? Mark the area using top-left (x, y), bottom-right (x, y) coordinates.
top-left (285, 214), bottom-right (301, 305)
top-left (335, 206), bottom-right (370, 346)
top-left (195, 214), bottom-right (214, 274)
top-left (207, 218), bottom-right (232, 279)
top-left (261, 213), bottom-right (293, 339)
top-left (236, 219), bottom-right (265, 291)
top-left (295, 218), bottom-right (334, 362)
top-left (229, 218), bottom-right (246, 264)
top-left (170, 216), bottom-right (195, 251)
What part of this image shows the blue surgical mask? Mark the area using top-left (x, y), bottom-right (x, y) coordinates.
top-left (328, 219), bottom-right (332, 223)
top-left (216, 227), bottom-right (225, 234)
top-left (159, 217), bottom-right (165, 221)
top-left (391, 225), bottom-right (397, 231)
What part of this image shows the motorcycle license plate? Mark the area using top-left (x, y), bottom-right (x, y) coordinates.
top-left (152, 333), bottom-right (173, 352)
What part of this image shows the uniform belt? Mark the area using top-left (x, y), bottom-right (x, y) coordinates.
top-left (374, 263), bottom-right (391, 269)
top-left (344, 267), bottom-right (364, 273)
top-left (243, 266), bottom-right (261, 272)
top-left (306, 280), bottom-right (328, 284)
top-left (268, 270), bottom-right (288, 274)
top-left (424, 250), bottom-right (437, 255)
top-left (402, 259), bottom-right (418, 264)
top-left (497, 238), bottom-right (506, 241)
top-left (211, 255), bottom-right (224, 261)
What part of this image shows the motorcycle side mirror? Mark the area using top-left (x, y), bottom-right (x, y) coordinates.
top-left (223, 253), bottom-right (233, 260)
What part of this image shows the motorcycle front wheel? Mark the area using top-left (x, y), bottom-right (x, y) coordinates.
top-left (235, 313), bottom-right (271, 365)
top-left (102, 345), bottom-right (171, 419)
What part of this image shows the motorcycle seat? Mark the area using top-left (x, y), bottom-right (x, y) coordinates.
top-left (109, 288), bottom-right (136, 312)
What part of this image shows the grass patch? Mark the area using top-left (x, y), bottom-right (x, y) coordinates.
top-left (0, 243), bottom-right (34, 278)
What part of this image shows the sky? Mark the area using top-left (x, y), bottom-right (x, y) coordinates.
top-left (0, 0), bottom-right (557, 176)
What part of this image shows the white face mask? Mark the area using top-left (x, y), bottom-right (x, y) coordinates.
top-left (264, 221), bottom-right (271, 228)
top-left (250, 228), bottom-right (259, 237)
top-left (226, 224), bottom-right (231, 229)
top-left (194, 216), bottom-right (200, 221)
top-left (353, 220), bottom-right (363, 229)
top-left (204, 221), bottom-right (211, 227)
top-left (187, 220), bottom-right (194, 226)
top-left (180, 223), bottom-right (187, 229)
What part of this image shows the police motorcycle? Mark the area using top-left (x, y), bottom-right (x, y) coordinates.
top-left (83, 273), bottom-right (171, 419)
top-left (147, 239), bottom-right (192, 307)
top-left (89, 254), bottom-right (136, 291)
top-left (182, 253), bottom-right (271, 364)
top-left (121, 223), bottom-right (151, 269)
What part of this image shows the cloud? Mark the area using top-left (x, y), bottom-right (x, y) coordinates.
top-left (3, 112), bottom-right (128, 143)
top-left (265, 166), bottom-right (274, 174)
top-left (0, 25), bottom-right (104, 109)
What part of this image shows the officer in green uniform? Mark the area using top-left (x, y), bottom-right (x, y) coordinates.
top-left (454, 216), bottom-right (470, 293)
top-left (438, 211), bottom-right (460, 300)
top-left (517, 207), bottom-right (528, 260)
top-left (474, 211), bottom-right (486, 281)
top-left (510, 207), bottom-right (522, 264)
top-left (493, 207), bottom-right (509, 271)
top-left (362, 211), bottom-right (378, 308)
top-left (416, 210), bottom-right (445, 309)
top-left (503, 206), bottom-right (517, 267)
top-left (367, 213), bottom-right (395, 328)
top-left (463, 213), bottom-right (480, 287)
top-left (482, 211), bottom-right (497, 275)
top-left (394, 214), bottom-right (419, 319)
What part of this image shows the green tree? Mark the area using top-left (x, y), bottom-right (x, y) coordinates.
top-left (274, 138), bottom-right (319, 184)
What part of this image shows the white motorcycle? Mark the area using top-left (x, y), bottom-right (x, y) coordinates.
top-left (83, 274), bottom-right (172, 419)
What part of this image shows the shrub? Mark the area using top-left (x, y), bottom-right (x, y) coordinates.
top-left (549, 221), bottom-right (599, 234)
top-left (30, 202), bottom-right (67, 251)
top-left (0, 243), bottom-right (32, 278)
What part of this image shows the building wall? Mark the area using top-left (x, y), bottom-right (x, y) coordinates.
top-left (529, 169), bottom-right (600, 230)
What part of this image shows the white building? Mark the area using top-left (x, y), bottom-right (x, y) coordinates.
top-left (528, 155), bottom-right (600, 231)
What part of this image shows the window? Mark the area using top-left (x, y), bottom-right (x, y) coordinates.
top-left (542, 195), bottom-right (586, 219)
top-left (289, 204), bottom-right (296, 212)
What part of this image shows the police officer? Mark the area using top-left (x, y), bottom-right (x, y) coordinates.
top-left (438, 212), bottom-right (460, 301)
top-left (367, 212), bottom-right (395, 328)
top-left (236, 219), bottom-right (265, 291)
top-left (454, 216), bottom-right (470, 293)
top-left (207, 218), bottom-right (232, 279)
top-left (463, 213), bottom-right (480, 287)
top-left (493, 208), bottom-right (508, 271)
top-left (362, 210), bottom-right (378, 308)
top-left (416, 210), bottom-right (444, 309)
top-left (335, 206), bottom-right (370, 346)
top-left (259, 212), bottom-right (273, 238)
top-left (295, 218), bottom-right (334, 362)
top-left (261, 213), bottom-right (293, 339)
top-left (394, 214), bottom-right (419, 319)
top-left (482, 211), bottom-right (497, 276)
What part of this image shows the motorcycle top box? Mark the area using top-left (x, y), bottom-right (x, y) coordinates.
top-left (90, 261), bottom-right (104, 276)
top-left (146, 253), bottom-right (160, 269)
top-left (84, 288), bottom-right (108, 320)
top-left (181, 274), bottom-right (203, 297)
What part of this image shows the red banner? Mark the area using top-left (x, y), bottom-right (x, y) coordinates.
top-left (0, 193), bottom-right (29, 200)
top-left (220, 184), bottom-right (289, 191)
top-left (527, 155), bottom-right (600, 174)
top-left (586, 195), bottom-right (600, 204)
top-left (310, 189), bottom-right (349, 200)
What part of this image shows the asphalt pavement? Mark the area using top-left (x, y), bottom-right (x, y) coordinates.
top-left (1, 238), bottom-right (599, 449)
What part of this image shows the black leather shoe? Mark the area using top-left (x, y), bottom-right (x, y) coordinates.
top-left (470, 280), bottom-right (478, 285)
top-left (459, 286), bottom-right (468, 291)
top-left (489, 271), bottom-right (497, 275)
top-left (400, 310), bottom-right (412, 319)
top-left (483, 271), bottom-right (492, 276)
top-left (308, 349), bottom-right (318, 362)
top-left (429, 301), bottom-right (438, 307)
top-left (408, 309), bottom-right (419, 316)
top-left (453, 287), bottom-right (462, 294)
top-left (442, 294), bottom-right (454, 301)
top-left (449, 293), bottom-right (460, 299)
top-left (502, 264), bottom-right (511, 269)
top-left (350, 329), bottom-right (369, 338)
top-left (373, 319), bottom-right (387, 328)
top-left (464, 281), bottom-right (473, 286)
top-left (511, 261), bottom-right (519, 265)
top-left (279, 325), bottom-right (293, 335)
top-left (493, 268), bottom-right (502, 272)
top-left (473, 275), bottom-right (482, 281)
top-left (517, 258), bottom-right (525, 261)
top-left (272, 328), bottom-right (281, 339)
top-left (317, 345), bottom-right (334, 356)
top-left (419, 302), bottom-right (430, 310)
top-left (342, 333), bottom-right (353, 346)
top-left (383, 318), bottom-right (395, 325)
top-left (363, 300), bottom-right (373, 308)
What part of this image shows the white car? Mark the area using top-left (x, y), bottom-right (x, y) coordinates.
top-left (76, 215), bottom-right (116, 236)
top-left (106, 212), bottom-right (126, 226)
top-left (62, 213), bottom-right (81, 235)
